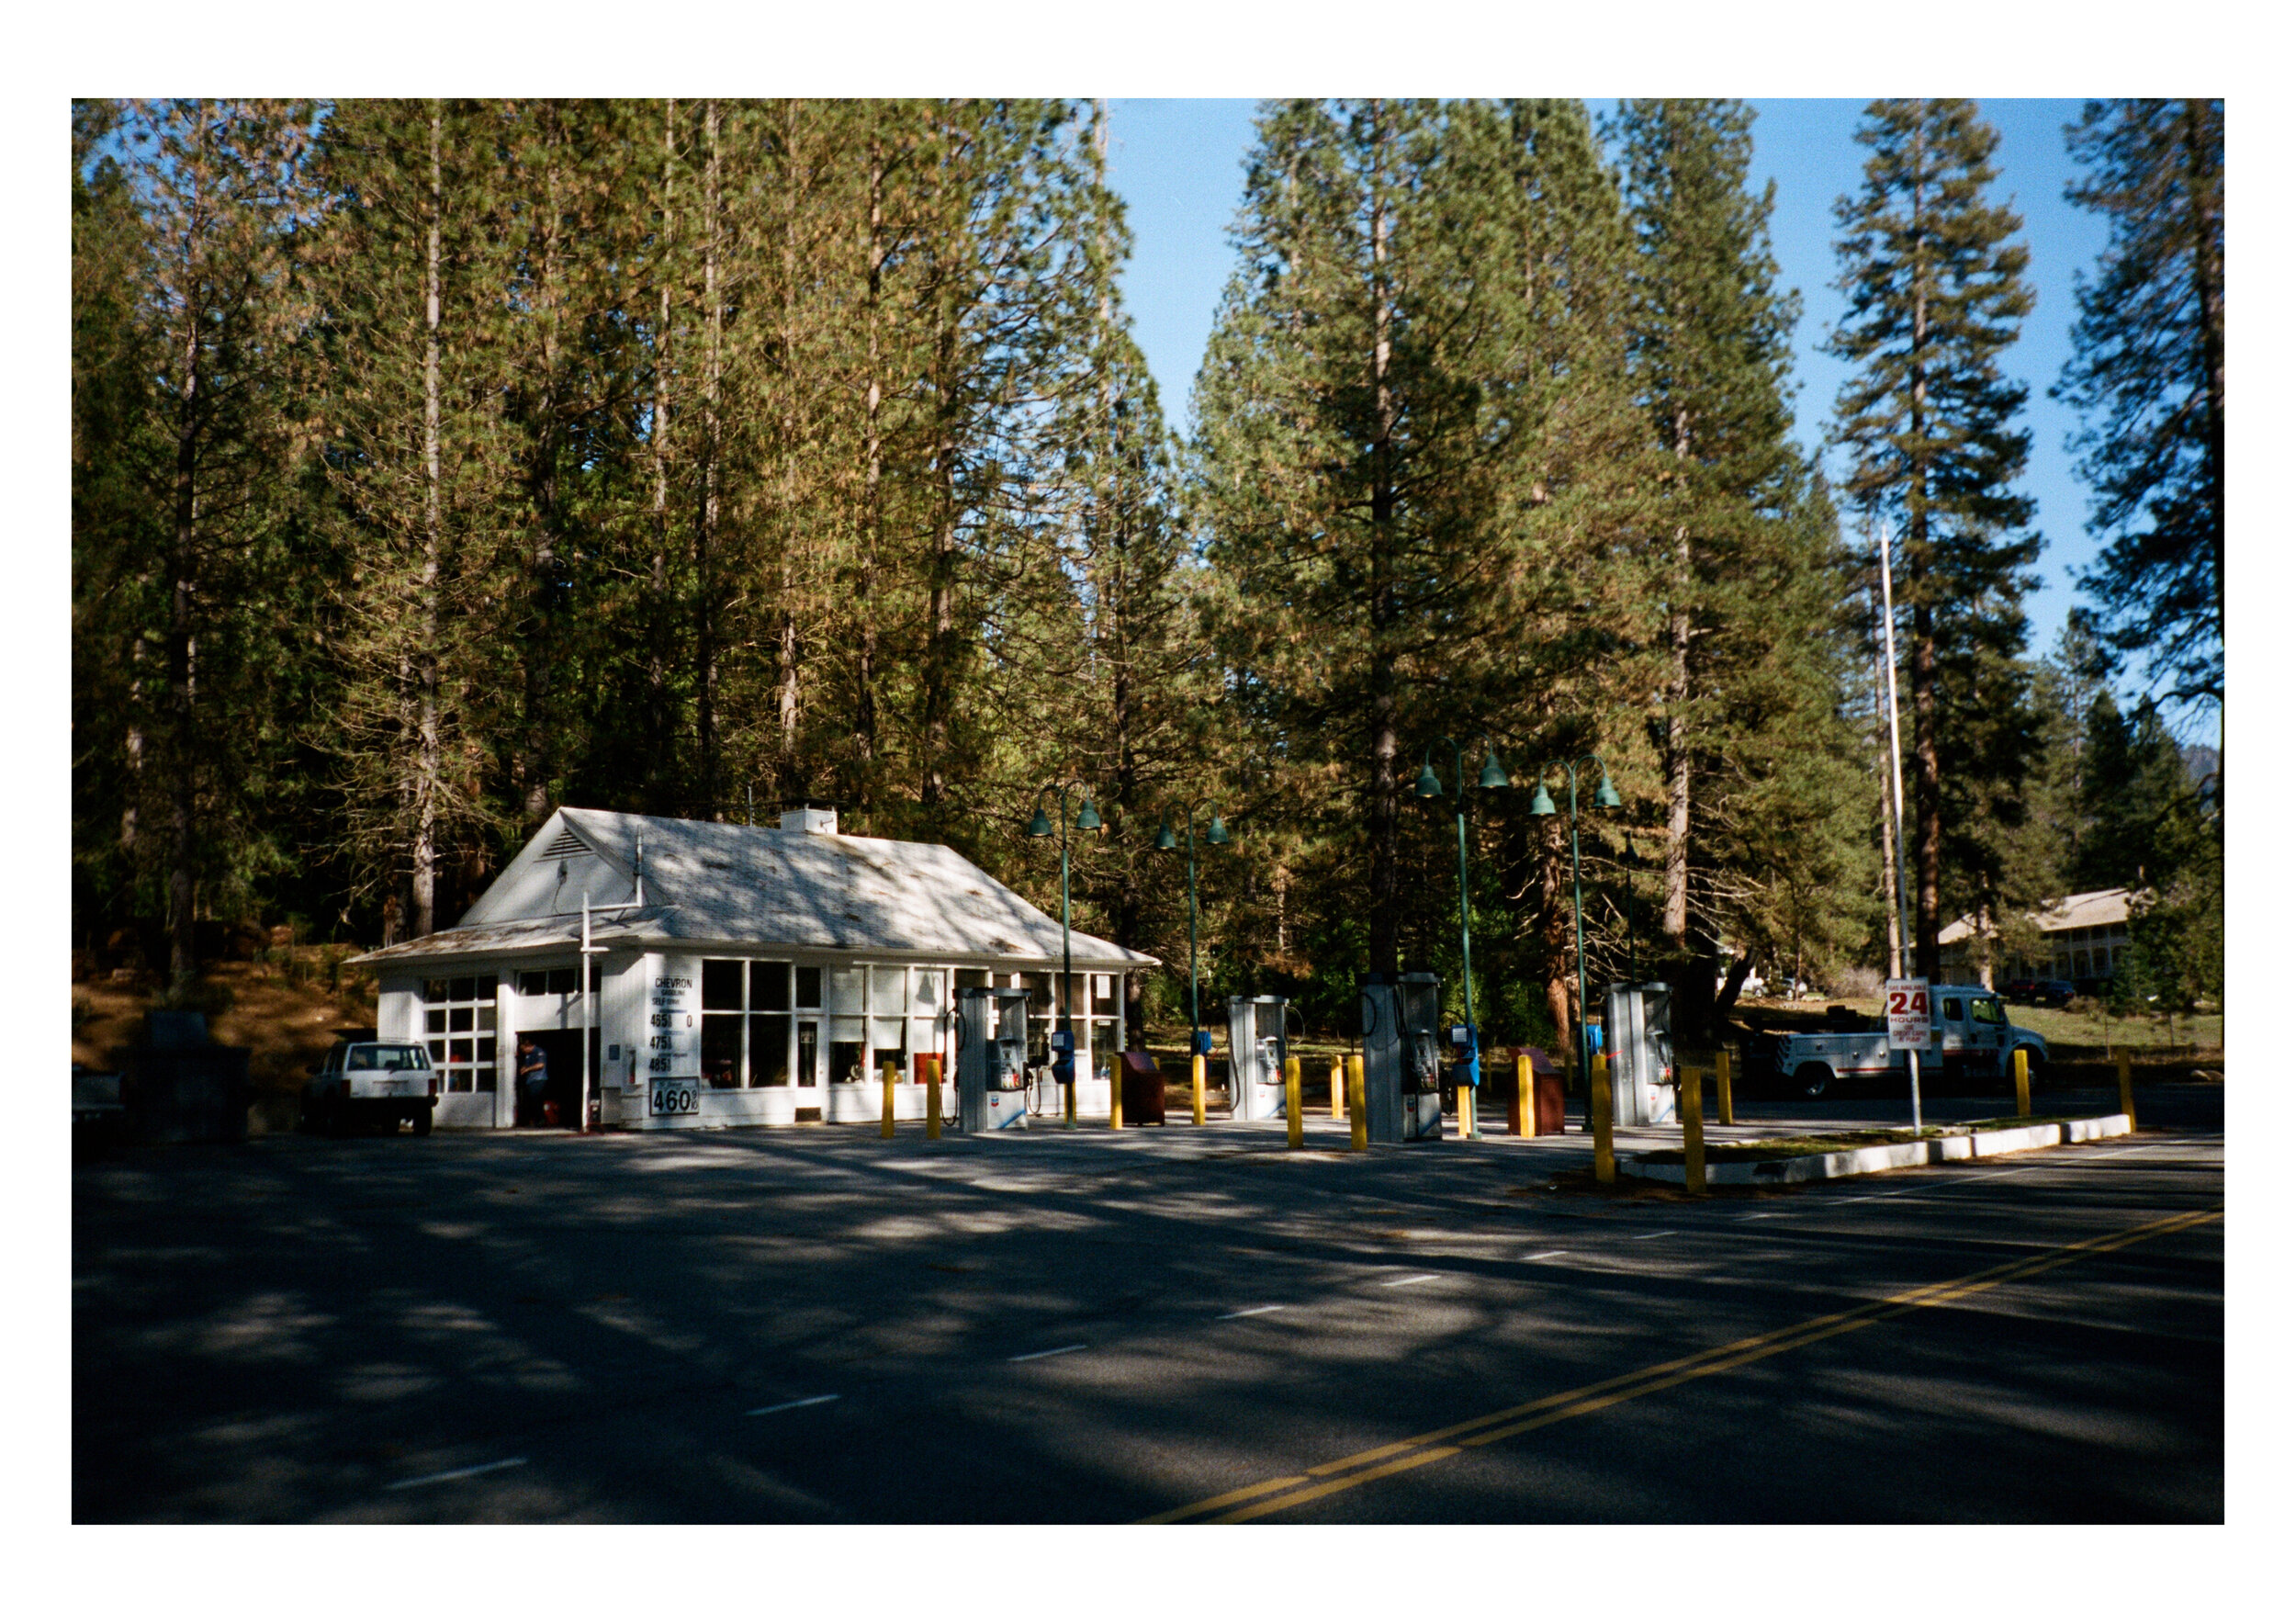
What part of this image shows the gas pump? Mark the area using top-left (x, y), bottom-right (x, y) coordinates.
top-left (956, 986), bottom-right (1031, 1132)
top-left (1604, 982), bottom-right (1677, 1126)
top-left (1224, 996), bottom-right (1288, 1121)
top-left (1358, 972), bottom-right (1445, 1144)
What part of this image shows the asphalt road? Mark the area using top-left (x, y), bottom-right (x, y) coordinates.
top-left (73, 1082), bottom-right (2223, 1522)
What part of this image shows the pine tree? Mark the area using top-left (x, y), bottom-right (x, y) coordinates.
top-left (1829, 98), bottom-right (2040, 984)
top-left (2056, 99), bottom-right (2223, 716)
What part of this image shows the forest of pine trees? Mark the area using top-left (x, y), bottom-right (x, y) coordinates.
top-left (70, 97), bottom-right (2224, 1041)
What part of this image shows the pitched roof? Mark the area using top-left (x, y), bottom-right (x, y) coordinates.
top-left (1939, 887), bottom-right (2134, 945)
top-left (351, 807), bottom-right (1158, 973)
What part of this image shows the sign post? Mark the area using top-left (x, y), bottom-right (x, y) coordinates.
top-left (1885, 976), bottom-right (1930, 1133)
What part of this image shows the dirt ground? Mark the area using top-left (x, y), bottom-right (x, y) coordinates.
top-left (72, 953), bottom-right (380, 1110)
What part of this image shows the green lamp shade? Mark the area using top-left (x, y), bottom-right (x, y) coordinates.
top-left (1413, 763), bottom-right (1443, 798)
top-left (1593, 773), bottom-right (1621, 809)
top-left (1528, 782), bottom-right (1558, 817)
top-left (1205, 816), bottom-right (1229, 845)
top-left (1479, 748), bottom-right (1510, 791)
top-left (1075, 796), bottom-right (1102, 831)
top-left (1154, 819), bottom-right (1177, 851)
top-left (1027, 807), bottom-right (1053, 839)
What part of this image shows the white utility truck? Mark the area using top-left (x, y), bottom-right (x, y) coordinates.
top-left (1744, 986), bottom-right (2048, 1099)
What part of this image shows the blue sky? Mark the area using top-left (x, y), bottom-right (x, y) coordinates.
top-left (1103, 96), bottom-right (2112, 674)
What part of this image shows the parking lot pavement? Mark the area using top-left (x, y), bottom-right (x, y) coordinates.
top-left (73, 1095), bottom-right (2222, 1522)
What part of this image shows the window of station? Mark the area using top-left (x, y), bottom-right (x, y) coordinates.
top-left (825, 964), bottom-right (948, 1085)
top-left (700, 959), bottom-right (797, 1088)
top-left (516, 965), bottom-right (598, 997)
top-left (421, 975), bottom-right (498, 1093)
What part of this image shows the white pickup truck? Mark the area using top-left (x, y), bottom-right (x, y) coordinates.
top-left (304, 1041), bottom-right (438, 1135)
top-left (1744, 986), bottom-right (2049, 1099)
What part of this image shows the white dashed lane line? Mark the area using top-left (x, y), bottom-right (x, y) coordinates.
top-left (1007, 1343), bottom-right (1089, 1363)
top-left (1218, 1305), bottom-right (1290, 1320)
top-left (1380, 1273), bottom-right (1442, 1288)
top-left (747, 1393), bottom-right (840, 1416)
top-left (1630, 1231), bottom-right (1678, 1240)
top-left (1521, 1250), bottom-right (1569, 1262)
top-left (385, 1457), bottom-right (526, 1492)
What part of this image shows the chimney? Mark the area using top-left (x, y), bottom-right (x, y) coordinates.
top-left (780, 803), bottom-right (838, 836)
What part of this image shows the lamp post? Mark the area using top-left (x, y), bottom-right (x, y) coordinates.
top-left (1153, 800), bottom-right (1227, 1055)
top-left (1413, 734), bottom-right (1510, 1096)
top-left (1028, 780), bottom-right (1100, 1062)
top-left (1527, 754), bottom-right (1620, 1081)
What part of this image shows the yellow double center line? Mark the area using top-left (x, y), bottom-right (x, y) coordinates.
top-left (1141, 1203), bottom-right (2222, 1524)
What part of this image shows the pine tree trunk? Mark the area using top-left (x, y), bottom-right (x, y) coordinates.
top-left (776, 101), bottom-right (804, 798)
top-left (647, 97), bottom-right (676, 811)
top-left (854, 131), bottom-right (886, 798)
top-left (521, 111), bottom-right (563, 828)
top-left (165, 141), bottom-right (203, 992)
top-left (1366, 99), bottom-right (1402, 976)
top-left (411, 100), bottom-right (445, 940)
top-left (2184, 98), bottom-right (2225, 694)
top-left (1662, 408), bottom-right (1693, 946)
top-left (694, 98), bottom-right (723, 819)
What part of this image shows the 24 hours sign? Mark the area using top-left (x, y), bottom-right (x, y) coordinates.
top-left (1885, 978), bottom-right (1932, 1050)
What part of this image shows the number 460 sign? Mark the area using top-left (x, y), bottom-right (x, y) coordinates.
top-left (1885, 978), bottom-right (1932, 1050)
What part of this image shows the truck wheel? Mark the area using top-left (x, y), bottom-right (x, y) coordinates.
top-left (411, 1102), bottom-right (433, 1137)
top-left (1795, 1064), bottom-right (1833, 1099)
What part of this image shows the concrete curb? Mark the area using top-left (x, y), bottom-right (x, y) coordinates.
top-left (1624, 1114), bottom-right (2132, 1187)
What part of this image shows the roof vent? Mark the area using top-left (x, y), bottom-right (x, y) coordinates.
top-left (538, 828), bottom-right (591, 861)
top-left (781, 804), bottom-right (837, 836)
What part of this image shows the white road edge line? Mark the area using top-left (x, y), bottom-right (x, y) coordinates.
top-left (385, 1456), bottom-right (527, 1492)
top-left (1381, 1273), bottom-right (1442, 1288)
top-left (1521, 1250), bottom-right (1568, 1262)
top-left (1631, 1231), bottom-right (1677, 1239)
top-left (1007, 1343), bottom-right (1089, 1362)
top-left (1218, 1305), bottom-right (1289, 1319)
top-left (747, 1393), bottom-right (841, 1416)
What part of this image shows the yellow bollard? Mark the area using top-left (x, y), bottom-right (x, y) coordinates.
top-left (1065, 1071), bottom-right (1076, 1128)
top-left (881, 1060), bottom-right (897, 1139)
top-left (2013, 1045), bottom-right (2031, 1120)
top-left (1460, 1073), bottom-right (1478, 1139)
top-left (925, 1059), bottom-right (942, 1141)
top-left (1348, 1054), bottom-right (1367, 1153)
top-left (2116, 1045), bottom-right (2135, 1127)
top-left (1191, 1053), bottom-right (1206, 1127)
top-left (1330, 1058), bottom-right (1345, 1121)
top-left (1593, 1053), bottom-right (1615, 1185)
top-left (1683, 1065), bottom-right (1706, 1197)
top-left (1716, 1048), bottom-right (1735, 1127)
top-left (1286, 1055), bottom-right (1302, 1149)
top-left (1110, 1065), bottom-right (1123, 1131)
top-left (1516, 1053), bottom-right (1534, 1138)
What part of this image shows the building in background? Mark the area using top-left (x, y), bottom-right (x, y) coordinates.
top-left (1939, 888), bottom-right (2134, 991)
top-left (350, 806), bottom-right (1154, 1130)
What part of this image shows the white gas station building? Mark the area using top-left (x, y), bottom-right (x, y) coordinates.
top-left (350, 805), bottom-right (1154, 1131)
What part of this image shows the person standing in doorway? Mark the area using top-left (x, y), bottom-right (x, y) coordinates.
top-left (517, 1037), bottom-right (549, 1127)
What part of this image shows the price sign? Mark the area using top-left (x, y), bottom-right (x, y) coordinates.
top-left (1885, 978), bottom-right (1931, 1050)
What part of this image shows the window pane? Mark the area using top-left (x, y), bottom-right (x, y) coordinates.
top-left (830, 1041), bottom-right (866, 1087)
top-left (519, 971), bottom-right (546, 997)
top-left (449, 1038), bottom-right (472, 1064)
top-left (750, 1015), bottom-right (791, 1087)
top-left (829, 1015), bottom-right (864, 1044)
top-left (471, 1069), bottom-right (494, 1093)
top-left (425, 1009), bottom-right (446, 1034)
top-left (871, 965), bottom-right (905, 1012)
top-left (476, 975), bottom-right (497, 998)
top-left (703, 959), bottom-right (745, 1011)
top-left (450, 976), bottom-right (474, 1002)
top-left (798, 1023), bottom-right (818, 1087)
top-left (428, 1040), bottom-right (445, 1062)
top-left (872, 1017), bottom-right (906, 1057)
top-left (546, 967), bottom-right (576, 995)
top-left (1092, 974), bottom-right (1117, 1013)
top-left (477, 1036), bottom-right (497, 1063)
top-left (911, 969), bottom-right (942, 1011)
top-left (755, 962), bottom-right (791, 1012)
top-left (1022, 972), bottom-right (1052, 1018)
top-left (794, 965), bottom-right (823, 1008)
top-left (423, 979), bottom-right (448, 1002)
top-left (956, 968), bottom-right (989, 991)
top-left (829, 966), bottom-right (865, 1014)
top-left (449, 1006), bottom-right (474, 1032)
top-left (702, 1013), bottom-right (744, 1088)
top-left (477, 1004), bottom-right (496, 1031)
